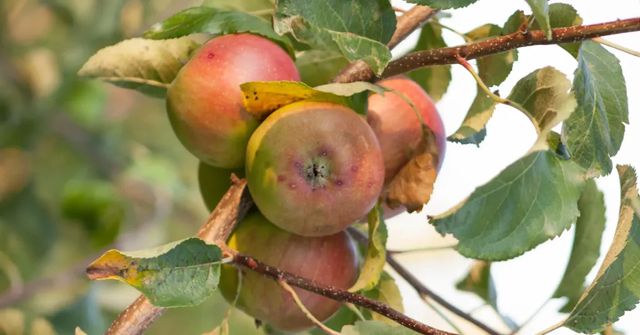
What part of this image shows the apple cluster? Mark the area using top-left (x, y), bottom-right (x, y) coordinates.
top-left (166, 33), bottom-right (445, 332)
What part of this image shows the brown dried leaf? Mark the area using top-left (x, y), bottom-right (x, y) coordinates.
top-left (384, 125), bottom-right (439, 212)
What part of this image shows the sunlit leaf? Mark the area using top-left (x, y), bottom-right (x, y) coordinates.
top-left (447, 86), bottom-right (496, 145)
top-left (240, 81), bottom-right (383, 119)
top-left (87, 238), bottom-right (223, 307)
top-left (431, 150), bottom-right (585, 260)
top-left (562, 41), bottom-right (628, 177)
top-left (144, 7), bottom-right (293, 56)
top-left (408, 21), bottom-right (451, 101)
top-left (78, 37), bottom-right (199, 97)
top-left (350, 205), bottom-right (388, 292)
top-left (456, 261), bottom-right (497, 308)
top-left (552, 179), bottom-right (606, 312)
top-left (507, 66), bottom-right (576, 136)
top-left (362, 272), bottom-right (404, 324)
top-left (564, 165), bottom-right (640, 333)
top-left (274, 0), bottom-right (395, 75)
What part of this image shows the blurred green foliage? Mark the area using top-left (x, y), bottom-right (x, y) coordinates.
top-left (0, 0), bottom-right (266, 333)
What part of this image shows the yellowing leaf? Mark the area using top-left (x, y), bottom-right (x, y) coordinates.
top-left (385, 125), bottom-right (439, 212)
top-left (350, 205), bottom-right (388, 292)
top-left (240, 81), bottom-right (383, 119)
top-left (86, 238), bottom-right (223, 307)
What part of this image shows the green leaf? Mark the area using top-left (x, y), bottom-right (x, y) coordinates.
top-left (562, 41), bottom-right (628, 177)
top-left (202, 0), bottom-right (274, 14)
top-left (465, 24), bottom-right (518, 87)
top-left (431, 150), bottom-right (585, 260)
top-left (565, 165), bottom-right (640, 333)
top-left (50, 288), bottom-right (107, 335)
top-left (507, 66), bottom-right (576, 136)
top-left (362, 272), bottom-right (404, 324)
top-left (78, 37), bottom-right (199, 97)
top-left (525, 0), bottom-right (551, 39)
top-left (274, 0), bottom-right (395, 75)
top-left (447, 87), bottom-right (496, 145)
top-left (350, 204), bottom-right (388, 292)
top-left (552, 179), bottom-right (606, 312)
top-left (533, 3), bottom-right (583, 56)
top-left (240, 81), bottom-right (384, 119)
top-left (456, 261), bottom-right (497, 308)
top-left (341, 320), bottom-right (419, 335)
top-left (408, 22), bottom-right (451, 101)
top-left (144, 7), bottom-right (294, 56)
top-left (61, 179), bottom-right (124, 247)
top-left (296, 50), bottom-right (349, 86)
top-left (86, 238), bottom-right (223, 307)
top-left (405, 0), bottom-right (479, 9)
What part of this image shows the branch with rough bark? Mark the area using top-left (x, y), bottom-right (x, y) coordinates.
top-left (233, 253), bottom-right (455, 335)
top-left (380, 17), bottom-right (640, 78)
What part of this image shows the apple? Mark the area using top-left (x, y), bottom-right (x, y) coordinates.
top-left (367, 76), bottom-right (446, 184)
top-left (219, 211), bottom-right (358, 332)
top-left (197, 162), bottom-right (244, 211)
top-left (245, 101), bottom-right (385, 236)
top-left (167, 33), bottom-right (300, 168)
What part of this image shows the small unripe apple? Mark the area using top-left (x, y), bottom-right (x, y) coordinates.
top-left (367, 76), bottom-right (446, 184)
top-left (219, 211), bottom-right (358, 332)
top-left (197, 162), bottom-right (244, 211)
top-left (245, 101), bottom-right (385, 236)
top-left (167, 33), bottom-right (300, 168)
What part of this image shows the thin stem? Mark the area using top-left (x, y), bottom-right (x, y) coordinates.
top-left (454, 55), bottom-right (533, 128)
top-left (510, 298), bottom-right (551, 335)
top-left (347, 228), bottom-right (501, 335)
top-left (381, 17), bottom-right (640, 79)
top-left (233, 254), bottom-right (455, 335)
top-left (433, 21), bottom-right (473, 43)
top-left (278, 280), bottom-right (340, 335)
top-left (535, 321), bottom-right (563, 335)
top-left (592, 37), bottom-right (640, 57)
top-left (388, 244), bottom-right (458, 254)
top-left (422, 297), bottom-right (466, 335)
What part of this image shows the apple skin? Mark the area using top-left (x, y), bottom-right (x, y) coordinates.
top-left (167, 33), bottom-right (300, 168)
top-left (219, 211), bottom-right (358, 332)
top-left (245, 101), bottom-right (385, 237)
top-left (367, 76), bottom-right (446, 184)
top-left (197, 162), bottom-right (244, 211)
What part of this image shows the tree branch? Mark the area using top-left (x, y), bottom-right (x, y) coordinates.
top-left (233, 254), bottom-right (455, 335)
top-left (332, 5), bottom-right (438, 83)
top-left (348, 228), bottom-right (501, 335)
top-left (103, 178), bottom-right (253, 335)
top-left (381, 17), bottom-right (640, 78)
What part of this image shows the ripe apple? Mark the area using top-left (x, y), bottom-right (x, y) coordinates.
top-left (167, 33), bottom-right (300, 168)
top-left (197, 162), bottom-right (244, 211)
top-left (367, 76), bottom-right (446, 184)
top-left (219, 211), bottom-right (358, 332)
top-left (245, 101), bottom-right (385, 236)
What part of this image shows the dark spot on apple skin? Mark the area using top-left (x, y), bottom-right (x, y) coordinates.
top-left (351, 165), bottom-right (359, 173)
top-left (289, 183), bottom-right (297, 189)
top-left (207, 52), bottom-right (215, 59)
top-left (335, 179), bottom-right (344, 186)
top-left (277, 175), bottom-right (286, 182)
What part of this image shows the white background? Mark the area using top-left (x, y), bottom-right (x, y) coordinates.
top-left (387, 1), bottom-right (640, 334)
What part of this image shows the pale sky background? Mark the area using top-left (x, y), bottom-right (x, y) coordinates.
top-left (386, 1), bottom-right (640, 334)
